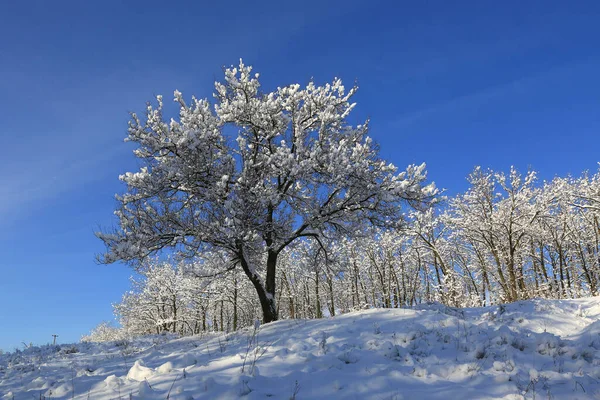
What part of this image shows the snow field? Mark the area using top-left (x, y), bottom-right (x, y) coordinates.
top-left (2, 297), bottom-right (600, 399)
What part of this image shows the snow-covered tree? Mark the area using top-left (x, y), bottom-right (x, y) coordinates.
top-left (446, 167), bottom-right (539, 302)
top-left (81, 321), bottom-right (126, 343)
top-left (114, 261), bottom-right (197, 335)
top-left (97, 60), bottom-right (436, 323)
top-left (111, 256), bottom-right (260, 336)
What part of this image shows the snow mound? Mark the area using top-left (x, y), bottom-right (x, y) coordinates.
top-left (103, 374), bottom-right (124, 389)
top-left (157, 360), bottom-right (174, 374)
top-left (136, 380), bottom-right (157, 398)
top-left (126, 359), bottom-right (154, 381)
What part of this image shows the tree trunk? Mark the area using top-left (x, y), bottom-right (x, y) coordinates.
top-left (281, 270), bottom-right (295, 319)
top-left (315, 267), bottom-right (323, 318)
top-left (327, 274), bottom-right (335, 317)
top-left (237, 245), bottom-right (278, 323)
top-left (172, 297), bottom-right (178, 333)
top-left (220, 300), bottom-right (224, 332)
top-left (233, 275), bottom-right (238, 331)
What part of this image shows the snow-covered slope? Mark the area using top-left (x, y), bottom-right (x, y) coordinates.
top-left (2, 298), bottom-right (600, 399)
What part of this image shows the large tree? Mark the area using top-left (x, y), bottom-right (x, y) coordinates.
top-left (97, 61), bottom-right (436, 323)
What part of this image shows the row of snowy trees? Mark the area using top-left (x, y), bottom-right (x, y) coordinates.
top-left (436, 167), bottom-right (600, 304)
top-left (90, 165), bottom-right (600, 339)
top-left (87, 60), bottom-right (600, 341)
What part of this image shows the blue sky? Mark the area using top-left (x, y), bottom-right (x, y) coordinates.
top-left (0, 0), bottom-right (599, 351)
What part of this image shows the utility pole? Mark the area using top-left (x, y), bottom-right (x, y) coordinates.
top-left (52, 334), bottom-right (58, 345)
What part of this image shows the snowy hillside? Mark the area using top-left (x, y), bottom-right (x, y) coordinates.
top-left (2, 298), bottom-right (600, 400)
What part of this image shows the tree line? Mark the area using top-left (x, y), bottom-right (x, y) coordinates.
top-left (87, 165), bottom-right (600, 340)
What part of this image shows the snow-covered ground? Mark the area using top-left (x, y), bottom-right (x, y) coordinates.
top-left (2, 298), bottom-right (600, 399)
